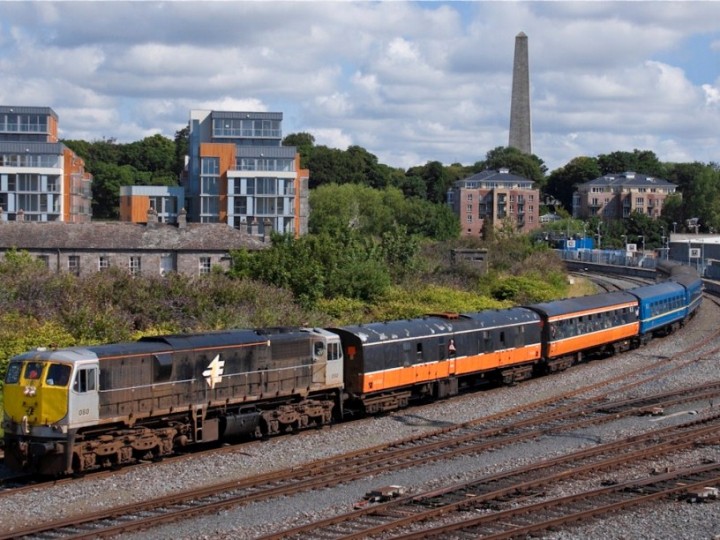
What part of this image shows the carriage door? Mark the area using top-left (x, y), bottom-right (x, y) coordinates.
top-left (68, 362), bottom-right (100, 427)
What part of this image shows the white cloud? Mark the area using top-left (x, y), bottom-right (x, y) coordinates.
top-left (703, 84), bottom-right (720, 105)
top-left (0, 1), bottom-right (718, 173)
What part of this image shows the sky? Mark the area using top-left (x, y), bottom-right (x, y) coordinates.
top-left (0, 1), bottom-right (718, 173)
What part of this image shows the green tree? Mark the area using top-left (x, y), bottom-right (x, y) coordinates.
top-left (173, 125), bottom-right (189, 177)
top-left (91, 163), bottom-right (137, 219)
top-left (305, 145), bottom-right (346, 188)
top-left (380, 223), bottom-right (420, 279)
top-left (597, 149), bottom-right (665, 177)
top-left (283, 132), bottom-right (315, 168)
top-left (546, 156), bottom-right (601, 212)
top-left (660, 193), bottom-right (684, 232)
top-left (680, 165), bottom-right (720, 232)
top-left (394, 172), bottom-right (427, 199)
top-left (122, 134), bottom-right (176, 175)
top-left (230, 231), bottom-right (392, 306)
top-left (480, 146), bottom-right (547, 187)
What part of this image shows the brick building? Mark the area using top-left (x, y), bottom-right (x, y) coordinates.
top-left (447, 168), bottom-right (540, 236)
top-left (572, 171), bottom-right (677, 220)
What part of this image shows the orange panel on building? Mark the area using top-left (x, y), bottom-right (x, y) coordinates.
top-left (200, 142), bottom-right (236, 223)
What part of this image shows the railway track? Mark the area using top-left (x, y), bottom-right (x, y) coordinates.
top-left (260, 415), bottom-right (720, 539)
top-left (5, 369), bottom-right (720, 538)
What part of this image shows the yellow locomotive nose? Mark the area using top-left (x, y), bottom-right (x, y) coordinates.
top-left (4, 361), bottom-right (70, 428)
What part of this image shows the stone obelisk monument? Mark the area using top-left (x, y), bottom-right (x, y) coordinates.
top-left (508, 31), bottom-right (531, 155)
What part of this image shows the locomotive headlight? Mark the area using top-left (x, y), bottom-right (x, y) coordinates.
top-left (24, 385), bottom-right (36, 397)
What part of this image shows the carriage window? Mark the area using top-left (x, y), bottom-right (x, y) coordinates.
top-left (403, 342), bottom-right (412, 364)
top-left (46, 364), bottom-right (71, 386)
top-left (483, 331), bottom-right (492, 352)
top-left (5, 362), bottom-right (21, 383)
top-left (24, 362), bottom-right (43, 380)
top-left (74, 368), bottom-right (97, 393)
top-left (416, 343), bottom-right (423, 359)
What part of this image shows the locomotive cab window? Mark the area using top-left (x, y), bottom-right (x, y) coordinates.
top-left (74, 368), bottom-right (97, 393)
top-left (5, 361), bottom-right (21, 384)
top-left (46, 364), bottom-right (71, 386)
top-left (314, 342), bottom-right (325, 357)
top-left (24, 362), bottom-right (43, 380)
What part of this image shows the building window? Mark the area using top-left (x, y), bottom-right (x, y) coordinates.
top-left (466, 204), bottom-right (472, 213)
top-left (467, 214), bottom-right (472, 223)
top-left (201, 157), bottom-right (219, 175)
top-left (68, 255), bottom-right (80, 276)
top-left (199, 257), bottom-right (212, 275)
top-left (129, 256), bottom-right (141, 276)
top-left (160, 254), bottom-right (174, 276)
top-left (98, 256), bottom-right (110, 271)
top-left (466, 193), bottom-right (473, 202)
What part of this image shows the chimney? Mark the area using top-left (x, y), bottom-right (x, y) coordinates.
top-left (250, 218), bottom-right (259, 237)
top-left (146, 207), bottom-right (158, 227)
top-left (509, 32), bottom-right (532, 154)
top-left (177, 208), bottom-right (187, 229)
top-left (17, 209), bottom-right (25, 222)
top-left (263, 218), bottom-right (273, 243)
top-left (0, 207), bottom-right (4, 223)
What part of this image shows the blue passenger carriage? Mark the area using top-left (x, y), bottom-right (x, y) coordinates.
top-left (627, 281), bottom-right (687, 341)
top-left (671, 273), bottom-right (703, 319)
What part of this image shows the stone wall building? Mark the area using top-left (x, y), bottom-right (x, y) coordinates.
top-left (0, 213), bottom-right (267, 278)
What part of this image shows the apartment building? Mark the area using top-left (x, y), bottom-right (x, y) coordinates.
top-left (185, 110), bottom-right (308, 236)
top-left (447, 168), bottom-right (540, 236)
top-left (572, 171), bottom-right (677, 220)
top-left (120, 185), bottom-right (185, 224)
top-left (0, 106), bottom-right (92, 222)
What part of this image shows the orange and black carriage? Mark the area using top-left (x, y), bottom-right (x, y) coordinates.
top-left (332, 308), bottom-right (542, 415)
top-left (525, 291), bottom-right (640, 372)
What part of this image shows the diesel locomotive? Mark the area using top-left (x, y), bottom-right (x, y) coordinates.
top-left (2, 266), bottom-right (703, 476)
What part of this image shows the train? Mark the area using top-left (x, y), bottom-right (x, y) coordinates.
top-left (2, 265), bottom-right (703, 476)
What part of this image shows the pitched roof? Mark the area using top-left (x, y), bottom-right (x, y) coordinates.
top-left (454, 168), bottom-right (535, 188)
top-left (0, 222), bottom-right (267, 252)
top-left (581, 171), bottom-right (676, 188)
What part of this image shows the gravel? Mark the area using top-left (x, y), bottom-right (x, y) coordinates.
top-left (2, 299), bottom-right (719, 539)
